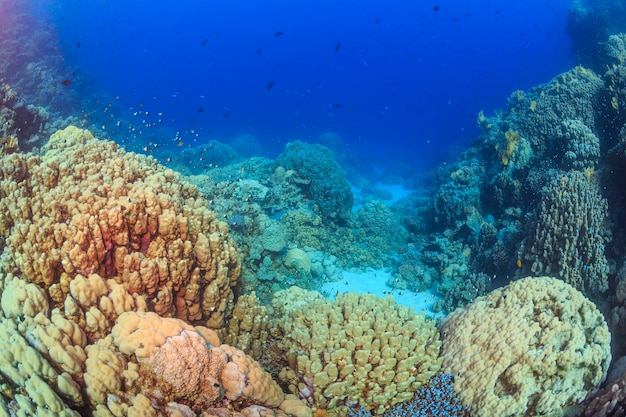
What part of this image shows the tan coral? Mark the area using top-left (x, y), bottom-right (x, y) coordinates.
top-left (220, 292), bottom-right (270, 359)
top-left (1, 274), bottom-right (49, 318)
top-left (0, 126), bottom-right (240, 335)
top-left (108, 311), bottom-right (311, 416)
top-left (271, 287), bottom-right (442, 416)
top-left (0, 313), bottom-right (83, 414)
top-left (440, 276), bottom-right (611, 417)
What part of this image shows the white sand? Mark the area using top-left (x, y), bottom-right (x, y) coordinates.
top-left (319, 268), bottom-right (445, 320)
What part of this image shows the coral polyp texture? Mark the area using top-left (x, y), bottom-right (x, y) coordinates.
top-left (0, 126), bottom-right (241, 330)
top-left (440, 276), bottom-right (611, 417)
top-left (271, 287), bottom-right (442, 416)
top-left (0, 127), bottom-right (312, 416)
top-left (520, 170), bottom-right (610, 296)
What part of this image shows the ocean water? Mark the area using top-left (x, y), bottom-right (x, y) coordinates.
top-left (32, 0), bottom-right (572, 167)
top-left (2, 0), bottom-right (624, 415)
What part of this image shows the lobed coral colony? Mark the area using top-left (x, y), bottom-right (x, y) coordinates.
top-left (4, 5), bottom-right (626, 417)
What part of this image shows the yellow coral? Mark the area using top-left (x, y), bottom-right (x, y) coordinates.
top-left (272, 287), bottom-right (442, 416)
top-left (108, 311), bottom-right (310, 415)
top-left (0, 126), bottom-right (240, 334)
top-left (500, 129), bottom-right (521, 166)
top-left (440, 276), bottom-right (611, 417)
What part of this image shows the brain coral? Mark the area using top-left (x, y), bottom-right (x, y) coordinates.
top-left (0, 126), bottom-right (240, 332)
top-left (440, 276), bottom-right (611, 417)
top-left (519, 170), bottom-right (610, 296)
top-left (271, 287), bottom-right (442, 416)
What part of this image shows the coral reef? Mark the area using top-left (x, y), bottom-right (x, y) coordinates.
top-left (0, 126), bottom-right (240, 330)
top-left (277, 141), bottom-right (353, 224)
top-left (0, 3), bottom-right (78, 111)
top-left (519, 170), bottom-right (610, 296)
top-left (0, 82), bottom-right (50, 151)
top-left (270, 287), bottom-right (442, 416)
top-left (440, 276), bottom-right (611, 417)
top-left (403, 50), bottom-right (623, 315)
top-left (0, 127), bottom-right (311, 416)
top-left (567, 1), bottom-right (626, 71)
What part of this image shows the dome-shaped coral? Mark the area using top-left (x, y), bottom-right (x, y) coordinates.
top-left (440, 276), bottom-right (611, 417)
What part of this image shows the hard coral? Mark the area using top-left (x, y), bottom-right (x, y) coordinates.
top-left (440, 276), bottom-right (611, 417)
top-left (0, 126), bottom-right (240, 334)
top-left (277, 141), bottom-right (353, 224)
top-left (271, 287), bottom-right (442, 416)
top-left (519, 170), bottom-right (610, 296)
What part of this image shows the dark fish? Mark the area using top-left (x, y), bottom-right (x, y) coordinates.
top-left (76, 42), bottom-right (81, 48)
top-left (61, 79), bottom-right (72, 86)
top-left (222, 111), bottom-right (231, 119)
top-left (433, 5), bottom-right (440, 11)
top-left (335, 42), bottom-right (341, 52)
top-left (274, 31), bottom-right (284, 37)
top-left (198, 108), bottom-right (205, 113)
top-left (332, 103), bottom-right (342, 109)
top-left (375, 18), bottom-right (381, 24)
top-left (267, 80), bottom-right (275, 90)
top-left (201, 38), bottom-right (208, 46)
top-left (257, 48), bottom-right (262, 54)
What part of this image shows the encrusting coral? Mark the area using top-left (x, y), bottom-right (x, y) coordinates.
top-left (0, 126), bottom-right (311, 416)
top-left (270, 287), bottom-right (442, 416)
top-left (440, 276), bottom-right (611, 417)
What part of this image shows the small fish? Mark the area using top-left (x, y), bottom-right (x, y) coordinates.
top-left (267, 80), bottom-right (275, 90)
top-left (201, 38), bottom-right (208, 46)
top-left (331, 103), bottom-right (343, 109)
top-left (334, 42), bottom-right (341, 52)
top-left (433, 5), bottom-right (441, 11)
top-left (61, 79), bottom-right (72, 86)
top-left (375, 18), bottom-right (381, 24)
top-left (76, 42), bottom-right (81, 48)
top-left (222, 111), bottom-right (232, 119)
top-left (274, 31), bottom-right (284, 37)
top-left (256, 48), bottom-right (262, 54)
top-left (198, 108), bottom-right (205, 113)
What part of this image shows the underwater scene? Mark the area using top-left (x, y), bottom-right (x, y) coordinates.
top-left (2, 0), bottom-right (626, 415)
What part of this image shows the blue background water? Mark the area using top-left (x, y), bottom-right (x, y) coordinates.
top-left (34, 0), bottom-right (572, 168)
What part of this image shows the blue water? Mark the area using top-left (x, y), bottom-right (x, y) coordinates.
top-left (32, 0), bottom-right (572, 168)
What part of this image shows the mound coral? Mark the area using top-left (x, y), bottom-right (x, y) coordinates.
top-left (277, 141), bottom-right (353, 224)
top-left (0, 127), bottom-right (311, 416)
top-left (271, 287), bottom-right (442, 416)
top-left (0, 126), bottom-right (240, 331)
top-left (440, 276), bottom-right (611, 417)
